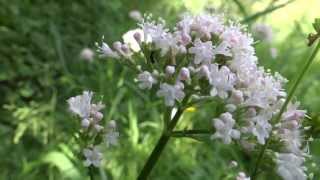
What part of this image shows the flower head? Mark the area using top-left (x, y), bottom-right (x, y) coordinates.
top-left (137, 71), bottom-right (157, 90)
top-left (83, 147), bottom-right (103, 167)
top-left (156, 82), bottom-right (185, 106)
top-left (67, 91), bottom-right (93, 119)
top-left (211, 112), bottom-right (240, 144)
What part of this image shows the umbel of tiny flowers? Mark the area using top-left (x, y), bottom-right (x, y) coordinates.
top-left (93, 13), bottom-right (315, 180)
top-left (67, 91), bottom-right (119, 178)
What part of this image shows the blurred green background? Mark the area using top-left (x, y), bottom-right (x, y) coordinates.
top-left (1, 0), bottom-right (320, 179)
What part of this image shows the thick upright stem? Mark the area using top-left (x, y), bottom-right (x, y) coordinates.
top-left (137, 108), bottom-right (184, 180)
top-left (88, 166), bottom-right (95, 180)
top-left (251, 40), bottom-right (320, 179)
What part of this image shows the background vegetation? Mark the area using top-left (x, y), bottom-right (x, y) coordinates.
top-left (1, 0), bottom-right (320, 179)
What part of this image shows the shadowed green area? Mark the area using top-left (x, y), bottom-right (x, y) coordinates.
top-left (0, 0), bottom-right (320, 179)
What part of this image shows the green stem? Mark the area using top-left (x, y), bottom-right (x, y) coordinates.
top-left (232, 0), bottom-right (248, 17)
top-left (88, 166), bottom-right (95, 180)
top-left (171, 129), bottom-right (213, 137)
top-left (137, 108), bottom-right (185, 180)
top-left (241, 0), bottom-right (294, 23)
top-left (251, 40), bottom-right (320, 179)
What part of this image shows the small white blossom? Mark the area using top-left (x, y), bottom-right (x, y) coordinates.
top-left (249, 110), bottom-right (272, 144)
top-left (122, 29), bottom-right (144, 52)
top-left (156, 82), bottom-right (185, 106)
top-left (209, 64), bottom-right (236, 99)
top-left (83, 147), bottom-right (103, 167)
top-left (214, 41), bottom-right (232, 57)
top-left (211, 112), bottom-right (240, 144)
top-left (137, 71), bottom-right (157, 90)
top-left (189, 38), bottom-right (214, 65)
top-left (276, 153), bottom-right (307, 180)
top-left (190, 14), bottom-right (224, 38)
top-left (105, 120), bottom-right (119, 147)
top-left (165, 65), bottom-right (175, 75)
top-left (96, 41), bottom-right (119, 59)
top-left (67, 91), bottom-right (93, 119)
top-left (236, 172), bottom-right (250, 180)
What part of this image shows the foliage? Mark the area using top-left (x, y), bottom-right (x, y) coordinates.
top-left (0, 0), bottom-right (320, 179)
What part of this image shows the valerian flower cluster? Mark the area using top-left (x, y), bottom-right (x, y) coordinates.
top-left (67, 91), bottom-right (119, 167)
top-left (67, 13), bottom-right (311, 179)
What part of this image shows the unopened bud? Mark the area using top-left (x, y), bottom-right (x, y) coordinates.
top-left (165, 65), bottom-right (175, 75)
top-left (108, 120), bottom-right (117, 129)
top-left (81, 118), bottom-right (90, 128)
top-left (133, 32), bottom-right (142, 44)
top-left (179, 67), bottom-right (190, 81)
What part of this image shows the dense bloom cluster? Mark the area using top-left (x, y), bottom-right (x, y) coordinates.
top-left (96, 13), bottom-right (308, 179)
top-left (67, 91), bottom-right (119, 167)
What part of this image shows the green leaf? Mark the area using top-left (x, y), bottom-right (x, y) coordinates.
top-left (312, 18), bottom-right (320, 34)
top-left (42, 151), bottom-right (82, 179)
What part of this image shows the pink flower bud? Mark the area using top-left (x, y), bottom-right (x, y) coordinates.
top-left (179, 67), bottom-right (190, 81)
top-left (198, 65), bottom-right (210, 78)
top-left (133, 32), bottom-right (142, 44)
top-left (230, 90), bottom-right (244, 104)
top-left (94, 112), bottom-right (103, 120)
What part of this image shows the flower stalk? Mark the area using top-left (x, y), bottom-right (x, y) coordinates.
top-left (137, 96), bottom-right (189, 180)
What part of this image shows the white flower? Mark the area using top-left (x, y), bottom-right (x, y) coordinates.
top-left (277, 102), bottom-right (306, 154)
top-left (105, 131), bottom-right (119, 147)
top-left (252, 23), bottom-right (273, 43)
top-left (129, 10), bottom-right (143, 21)
top-left (83, 147), bottom-right (103, 167)
top-left (156, 82), bottom-right (185, 106)
top-left (67, 91), bottom-right (93, 119)
top-left (211, 112), bottom-right (240, 144)
top-left (139, 17), bottom-right (174, 56)
top-left (229, 89), bottom-right (244, 105)
top-left (122, 29), bottom-right (144, 52)
top-left (208, 64), bottom-right (236, 99)
top-left (249, 110), bottom-right (272, 144)
top-left (80, 48), bottom-right (94, 62)
top-left (214, 41), bottom-right (232, 57)
top-left (190, 14), bottom-right (224, 38)
top-left (281, 102), bottom-right (306, 123)
top-left (105, 120), bottom-right (119, 147)
top-left (236, 172), bottom-right (250, 180)
top-left (137, 71), bottom-right (157, 89)
top-left (165, 65), bottom-right (175, 75)
top-left (189, 38), bottom-right (214, 65)
top-left (96, 41), bottom-right (119, 59)
top-left (276, 153), bottom-right (307, 180)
